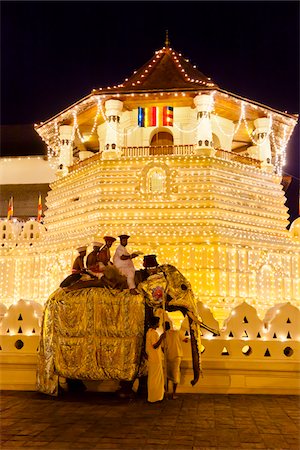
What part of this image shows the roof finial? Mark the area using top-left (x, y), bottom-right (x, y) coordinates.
top-left (165, 30), bottom-right (170, 47)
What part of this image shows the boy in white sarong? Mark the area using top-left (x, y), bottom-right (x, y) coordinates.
top-left (145, 316), bottom-right (166, 403)
top-left (164, 317), bottom-right (188, 399)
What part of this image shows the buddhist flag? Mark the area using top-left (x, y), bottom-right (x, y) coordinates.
top-left (138, 107), bottom-right (157, 127)
top-left (7, 196), bottom-right (13, 220)
top-left (163, 106), bottom-right (173, 126)
top-left (138, 106), bottom-right (174, 127)
top-left (37, 193), bottom-right (43, 222)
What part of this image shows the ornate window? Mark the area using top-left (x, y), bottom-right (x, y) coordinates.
top-left (147, 168), bottom-right (166, 193)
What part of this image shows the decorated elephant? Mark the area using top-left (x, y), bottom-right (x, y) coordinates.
top-left (37, 264), bottom-right (206, 396)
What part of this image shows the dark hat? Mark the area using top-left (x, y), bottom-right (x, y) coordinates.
top-left (143, 254), bottom-right (159, 269)
top-left (104, 236), bottom-right (116, 243)
top-left (92, 241), bottom-right (103, 248)
top-left (118, 234), bottom-right (130, 240)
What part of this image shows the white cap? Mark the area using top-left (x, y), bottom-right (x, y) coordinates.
top-left (77, 246), bottom-right (87, 253)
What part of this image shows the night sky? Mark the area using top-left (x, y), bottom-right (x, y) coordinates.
top-left (1, 1), bottom-right (299, 221)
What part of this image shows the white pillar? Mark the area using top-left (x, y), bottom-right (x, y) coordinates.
top-left (253, 118), bottom-right (272, 165)
top-left (247, 118), bottom-right (272, 168)
top-left (193, 94), bottom-right (215, 156)
top-left (58, 125), bottom-right (73, 173)
top-left (102, 99), bottom-right (123, 160)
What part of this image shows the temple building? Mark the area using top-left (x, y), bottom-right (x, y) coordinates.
top-left (0, 40), bottom-right (299, 321)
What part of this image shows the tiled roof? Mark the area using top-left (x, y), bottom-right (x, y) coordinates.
top-left (96, 46), bottom-right (218, 94)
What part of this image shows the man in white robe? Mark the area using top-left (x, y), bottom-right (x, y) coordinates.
top-left (113, 234), bottom-right (140, 294)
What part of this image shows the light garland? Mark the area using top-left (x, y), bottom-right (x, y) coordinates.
top-left (37, 95), bottom-right (292, 179)
top-left (119, 47), bottom-right (216, 90)
top-left (19, 44), bottom-right (297, 320)
top-left (76, 97), bottom-right (101, 143)
top-left (241, 102), bottom-right (272, 146)
top-left (271, 125), bottom-right (290, 175)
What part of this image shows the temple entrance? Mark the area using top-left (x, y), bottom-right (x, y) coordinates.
top-left (150, 130), bottom-right (173, 155)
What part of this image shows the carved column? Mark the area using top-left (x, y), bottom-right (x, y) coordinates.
top-left (102, 99), bottom-right (123, 159)
top-left (247, 117), bottom-right (272, 168)
top-left (193, 94), bottom-right (215, 156)
top-left (58, 125), bottom-right (73, 174)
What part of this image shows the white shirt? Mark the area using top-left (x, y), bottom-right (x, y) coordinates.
top-left (113, 245), bottom-right (135, 270)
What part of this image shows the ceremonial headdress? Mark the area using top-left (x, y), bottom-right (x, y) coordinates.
top-left (104, 236), bottom-right (116, 243)
top-left (118, 234), bottom-right (130, 240)
top-left (143, 254), bottom-right (159, 269)
top-left (77, 246), bottom-right (87, 253)
top-left (92, 241), bottom-right (103, 247)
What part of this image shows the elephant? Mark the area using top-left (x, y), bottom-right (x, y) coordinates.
top-left (36, 265), bottom-right (204, 396)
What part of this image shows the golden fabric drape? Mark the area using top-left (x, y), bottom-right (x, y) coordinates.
top-left (37, 288), bottom-right (145, 395)
top-left (36, 265), bottom-right (202, 396)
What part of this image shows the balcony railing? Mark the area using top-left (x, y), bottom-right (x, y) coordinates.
top-left (121, 144), bottom-right (194, 157)
top-left (121, 145), bottom-right (261, 168)
top-left (69, 145), bottom-right (261, 171)
top-left (216, 149), bottom-right (261, 168)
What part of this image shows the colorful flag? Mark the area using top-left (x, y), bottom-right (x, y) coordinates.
top-left (163, 106), bottom-right (173, 126)
top-left (37, 193), bottom-right (43, 222)
top-left (138, 106), bottom-right (174, 127)
top-left (7, 196), bottom-right (13, 220)
top-left (138, 107), bottom-right (157, 127)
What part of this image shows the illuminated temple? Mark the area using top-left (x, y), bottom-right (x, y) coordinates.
top-left (2, 40), bottom-right (299, 318)
top-left (1, 40), bottom-right (300, 393)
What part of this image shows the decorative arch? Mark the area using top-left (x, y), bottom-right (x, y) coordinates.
top-left (149, 127), bottom-right (174, 155)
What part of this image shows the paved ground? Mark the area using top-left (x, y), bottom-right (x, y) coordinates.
top-left (0, 390), bottom-right (299, 450)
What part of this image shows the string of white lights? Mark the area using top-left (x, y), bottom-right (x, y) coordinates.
top-left (37, 91), bottom-right (293, 177)
top-left (212, 112), bottom-right (243, 138)
top-left (241, 103), bottom-right (272, 146)
top-left (76, 97), bottom-right (101, 143)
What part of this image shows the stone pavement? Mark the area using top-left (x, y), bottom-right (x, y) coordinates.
top-left (0, 391), bottom-right (299, 450)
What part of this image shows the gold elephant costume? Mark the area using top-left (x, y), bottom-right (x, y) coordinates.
top-left (36, 265), bottom-right (202, 396)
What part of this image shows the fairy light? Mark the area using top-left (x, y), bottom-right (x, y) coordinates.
top-left (76, 97), bottom-right (101, 143)
top-left (1, 44), bottom-right (298, 325)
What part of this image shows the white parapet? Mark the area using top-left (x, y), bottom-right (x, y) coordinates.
top-left (0, 299), bottom-right (299, 394)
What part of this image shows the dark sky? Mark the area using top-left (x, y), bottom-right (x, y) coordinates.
top-left (1, 0), bottom-right (299, 221)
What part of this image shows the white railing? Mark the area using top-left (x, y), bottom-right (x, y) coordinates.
top-left (69, 146), bottom-right (262, 170)
top-left (121, 144), bottom-right (195, 158)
